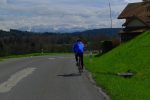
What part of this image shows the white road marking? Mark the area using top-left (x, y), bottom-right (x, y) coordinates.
top-left (0, 68), bottom-right (36, 93)
top-left (56, 57), bottom-right (74, 59)
top-left (48, 58), bottom-right (56, 60)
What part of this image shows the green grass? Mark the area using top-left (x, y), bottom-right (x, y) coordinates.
top-left (0, 52), bottom-right (72, 61)
top-left (85, 30), bottom-right (150, 100)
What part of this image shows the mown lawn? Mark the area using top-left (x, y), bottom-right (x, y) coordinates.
top-left (85, 30), bottom-right (150, 100)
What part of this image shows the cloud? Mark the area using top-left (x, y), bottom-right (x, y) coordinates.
top-left (0, 0), bottom-right (7, 5)
top-left (124, 0), bottom-right (142, 3)
top-left (0, 0), bottom-right (142, 32)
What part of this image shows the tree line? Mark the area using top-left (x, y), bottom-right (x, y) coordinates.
top-left (0, 29), bottom-right (120, 57)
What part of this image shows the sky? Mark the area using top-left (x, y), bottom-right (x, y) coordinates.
top-left (0, 0), bottom-right (142, 32)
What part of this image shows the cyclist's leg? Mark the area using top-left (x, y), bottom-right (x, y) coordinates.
top-left (75, 53), bottom-right (80, 66)
top-left (79, 53), bottom-right (84, 70)
top-left (75, 53), bottom-right (78, 63)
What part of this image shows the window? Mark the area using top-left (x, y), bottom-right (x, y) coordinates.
top-left (147, 4), bottom-right (150, 12)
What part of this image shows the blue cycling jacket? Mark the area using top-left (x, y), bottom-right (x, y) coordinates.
top-left (73, 41), bottom-right (84, 54)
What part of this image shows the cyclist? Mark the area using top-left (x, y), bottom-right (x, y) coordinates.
top-left (73, 39), bottom-right (85, 71)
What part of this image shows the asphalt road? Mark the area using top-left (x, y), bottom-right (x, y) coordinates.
top-left (0, 55), bottom-right (108, 100)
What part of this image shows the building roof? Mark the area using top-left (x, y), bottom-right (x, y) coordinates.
top-left (119, 27), bottom-right (147, 34)
top-left (118, 2), bottom-right (150, 26)
top-left (122, 16), bottom-right (148, 26)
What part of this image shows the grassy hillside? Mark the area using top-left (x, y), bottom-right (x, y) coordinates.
top-left (85, 30), bottom-right (150, 100)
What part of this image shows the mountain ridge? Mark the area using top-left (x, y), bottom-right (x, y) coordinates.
top-left (0, 28), bottom-right (121, 37)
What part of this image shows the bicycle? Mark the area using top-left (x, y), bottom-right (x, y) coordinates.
top-left (77, 55), bottom-right (83, 74)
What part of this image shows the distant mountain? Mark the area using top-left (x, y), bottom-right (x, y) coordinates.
top-left (0, 28), bottom-right (121, 38)
top-left (19, 25), bottom-right (121, 34)
top-left (71, 28), bottom-right (121, 37)
top-left (19, 25), bottom-right (87, 33)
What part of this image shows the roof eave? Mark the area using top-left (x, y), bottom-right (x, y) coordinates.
top-left (118, 16), bottom-right (132, 19)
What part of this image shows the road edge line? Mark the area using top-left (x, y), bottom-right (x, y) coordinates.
top-left (85, 70), bottom-right (110, 100)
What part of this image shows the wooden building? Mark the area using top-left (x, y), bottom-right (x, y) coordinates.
top-left (118, 1), bottom-right (150, 42)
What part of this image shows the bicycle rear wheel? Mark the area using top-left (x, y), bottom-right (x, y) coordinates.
top-left (78, 57), bottom-right (83, 74)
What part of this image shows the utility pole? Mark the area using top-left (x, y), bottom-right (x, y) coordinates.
top-left (41, 48), bottom-right (44, 55)
top-left (108, 0), bottom-right (113, 28)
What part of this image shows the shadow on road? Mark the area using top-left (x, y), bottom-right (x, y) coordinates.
top-left (57, 73), bottom-right (81, 77)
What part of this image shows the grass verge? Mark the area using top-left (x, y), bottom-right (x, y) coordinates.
top-left (84, 30), bottom-right (150, 100)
